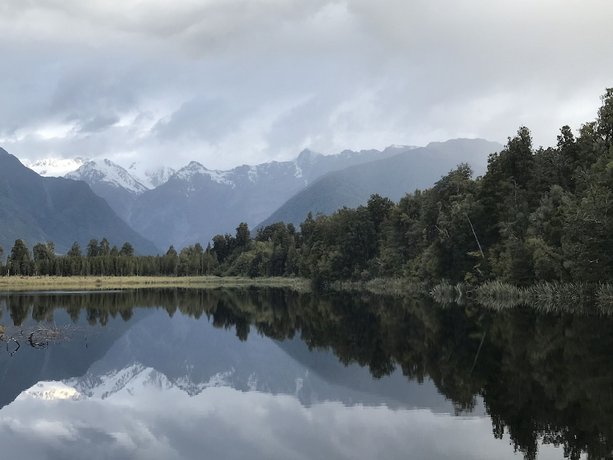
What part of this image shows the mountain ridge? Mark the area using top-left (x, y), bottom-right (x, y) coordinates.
top-left (258, 138), bottom-right (502, 228)
top-left (0, 147), bottom-right (158, 255)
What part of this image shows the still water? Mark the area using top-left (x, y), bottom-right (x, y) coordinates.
top-left (0, 288), bottom-right (607, 459)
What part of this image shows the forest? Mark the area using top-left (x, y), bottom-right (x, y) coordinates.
top-left (1, 88), bottom-right (612, 287)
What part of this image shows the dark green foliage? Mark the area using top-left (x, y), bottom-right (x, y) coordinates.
top-left (8, 239), bottom-right (32, 275)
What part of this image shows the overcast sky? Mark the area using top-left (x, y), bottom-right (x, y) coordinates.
top-left (1, 0), bottom-right (612, 170)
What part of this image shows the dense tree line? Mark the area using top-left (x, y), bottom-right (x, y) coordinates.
top-left (2, 89), bottom-right (612, 285)
top-left (0, 237), bottom-right (218, 277)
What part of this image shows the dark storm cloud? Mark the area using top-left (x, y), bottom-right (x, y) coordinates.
top-left (1, 0), bottom-right (612, 169)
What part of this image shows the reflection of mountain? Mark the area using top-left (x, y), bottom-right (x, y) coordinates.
top-left (275, 338), bottom-right (451, 411)
top-left (57, 310), bottom-right (454, 411)
top-left (0, 307), bottom-right (148, 410)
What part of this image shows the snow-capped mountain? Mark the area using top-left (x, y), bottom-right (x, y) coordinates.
top-left (23, 157), bottom-right (86, 176)
top-left (0, 148), bottom-right (159, 255)
top-left (66, 159), bottom-right (149, 194)
top-left (128, 146), bottom-right (406, 248)
top-left (65, 159), bottom-right (150, 223)
top-left (174, 161), bottom-right (235, 187)
top-left (15, 140), bottom-right (495, 250)
top-left (19, 381), bottom-right (81, 401)
top-left (127, 162), bottom-right (176, 189)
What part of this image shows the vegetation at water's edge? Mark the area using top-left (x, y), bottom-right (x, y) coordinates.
top-left (430, 280), bottom-right (613, 314)
top-left (0, 276), bottom-right (309, 292)
top-left (1, 88), bottom-right (613, 288)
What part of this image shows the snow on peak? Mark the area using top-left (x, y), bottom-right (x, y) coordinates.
top-left (127, 162), bottom-right (176, 189)
top-left (66, 159), bottom-right (149, 194)
top-left (66, 364), bottom-right (174, 400)
top-left (19, 381), bottom-right (81, 401)
top-left (59, 363), bottom-right (236, 400)
top-left (175, 161), bottom-right (235, 187)
top-left (247, 165), bottom-right (259, 183)
top-left (23, 157), bottom-right (87, 177)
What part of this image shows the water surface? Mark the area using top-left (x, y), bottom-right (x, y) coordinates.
top-left (0, 288), bottom-right (607, 459)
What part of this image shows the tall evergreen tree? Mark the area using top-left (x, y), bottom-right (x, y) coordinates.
top-left (8, 239), bottom-right (32, 276)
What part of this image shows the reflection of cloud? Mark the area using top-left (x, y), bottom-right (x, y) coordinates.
top-left (1, 384), bottom-right (564, 460)
top-left (1, 1), bottom-right (612, 169)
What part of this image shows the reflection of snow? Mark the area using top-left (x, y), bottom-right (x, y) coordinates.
top-left (59, 363), bottom-right (237, 400)
top-left (247, 373), bottom-right (258, 391)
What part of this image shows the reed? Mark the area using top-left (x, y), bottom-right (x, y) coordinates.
top-left (430, 279), bottom-right (612, 315)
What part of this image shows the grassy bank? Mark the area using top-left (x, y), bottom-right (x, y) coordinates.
top-left (0, 276), bottom-right (310, 292)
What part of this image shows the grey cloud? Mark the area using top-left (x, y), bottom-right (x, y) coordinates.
top-left (1, 0), bottom-right (612, 169)
top-left (153, 96), bottom-right (249, 143)
top-left (78, 115), bottom-right (121, 133)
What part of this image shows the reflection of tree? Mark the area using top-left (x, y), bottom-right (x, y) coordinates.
top-left (1, 289), bottom-right (612, 459)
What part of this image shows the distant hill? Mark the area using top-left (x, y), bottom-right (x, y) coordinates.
top-left (0, 148), bottom-right (158, 255)
top-left (258, 138), bottom-right (502, 228)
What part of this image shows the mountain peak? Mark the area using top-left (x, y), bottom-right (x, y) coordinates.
top-left (66, 159), bottom-right (149, 194)
top-left (22, 157), bottom-right (87, 177)
top-left (127, 163), bottom-right (176, 189)
top-left (175, 161), bottom-right (207, 179)
top-left (175, 161), bottom-right (234, 186)
top-left (383, 144), bottom-right (416, 153)
top-left (296, 149), bottom-right (322, 165)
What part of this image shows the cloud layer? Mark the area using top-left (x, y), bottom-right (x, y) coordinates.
top-left (1, 0), bottom-right (612, 169)
top-left (2, 385), bottom-right (566, 460)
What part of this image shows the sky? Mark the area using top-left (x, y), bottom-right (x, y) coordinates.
top-left (0, 0), bottom-right (612, 170)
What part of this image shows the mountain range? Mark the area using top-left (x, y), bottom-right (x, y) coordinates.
top-left (7, 138), bottom-right (502, 252)
top-left (59, 139), bottom-right (500, 249)
top-left (0, 148), bottom-right (158, 255)
top-left (8, 305), bottom-right (451, 411)
top-left (62, 145), bottom-right (414, 249)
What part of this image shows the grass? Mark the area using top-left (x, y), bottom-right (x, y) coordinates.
top-left (430, 280), bottom-right (609, 314)
top-left (0, 275), bottom-right (310, 292)
top-left (330, 278), bottom-right (428, 296)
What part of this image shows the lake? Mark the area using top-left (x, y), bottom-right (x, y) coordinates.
top-left (0, 288), bottom-right (608, 459)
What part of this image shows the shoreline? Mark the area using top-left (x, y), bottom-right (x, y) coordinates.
top-left (0, 275), bottom-right (310, 292)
